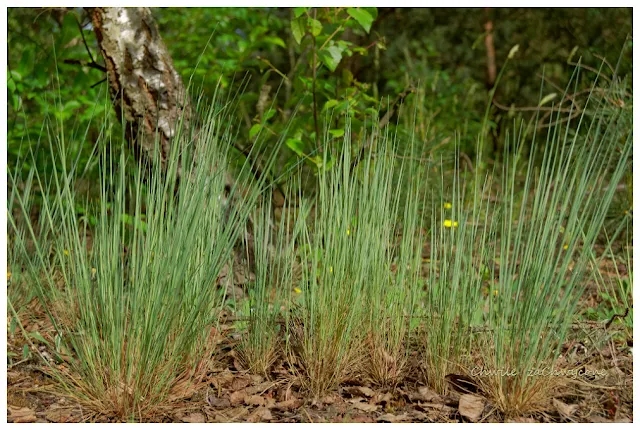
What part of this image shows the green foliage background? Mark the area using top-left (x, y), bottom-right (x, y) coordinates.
top-left (7, 7), bottom-right (632, 181)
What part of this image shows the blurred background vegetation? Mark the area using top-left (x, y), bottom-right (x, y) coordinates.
top-left (7, 7), bottom-right (632, 190)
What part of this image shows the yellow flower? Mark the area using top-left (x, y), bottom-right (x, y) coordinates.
top-left (329, 266), bottom-right (333, 273)
top-left (563, 244), bottom-right (569, 250)
top-left (443, 219), bottom-right (458, 228)
top-left (493, 289), bottom-right (499, 297)
top-left (7, 271), bottom-right (12, 282)
top-left (443, 202), bottom-right (452, 209)
top-left (293, 287), bottom-right (302, 294)
top-left (63, 249), bottom-right (70, 256)
top-left (91, 268), bottom-right (97, 280)
top-left (347, 228), bottom-right (351, 236)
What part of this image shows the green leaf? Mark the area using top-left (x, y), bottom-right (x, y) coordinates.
top-left (22, 344), bottom-right (30, 361)
top-left (286, 138), bottom-right (305, 156)
top-left (328, 129), bottom-right (345, 138)
top-left (294, 7), bottom-right (309, 18)
top-left (363, 7), bottom-right (378, 19)
top-left (249, 123), bottom-right (262, 140)
top-left (9, 70), bottom-right (22, 82)
top-left (318, 45), bottom-right (344, 72)
top-left (263, 36), bottom-right (285, 48)
top-left (264, 108), bottom-right (276, 121)
top-left (9, 317), bottom-right (17, 336)
top-left (323, 99), bottom-right (339, 111)
top-left (121, 214), bottom-right (147, 233)
top-left (307, 18), bottom-right (322, 37)
top-left (29, 331), bottom-right (49, 346)
top-left (291, 17), bottom-right (305, 45)
top-left (347, 8), bottom-right (374, 33)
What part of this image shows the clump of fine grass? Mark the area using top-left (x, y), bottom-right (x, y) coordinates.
top-left (480, 71), bottom-right (630, 415)
top-left (7, 158), bottom-right (42, 312)
top-left (239, 190), bottom-right (306, 376)
top-left (419, 157), bottom-right (496, 394)
top-left (289, 123), bottom-right (428, 395)
top-left (586, 218), bottom-right (633, 342)
top-left (421, 68), bottom-right (632, 414)
top-left (7, 87), bottom-right (280, 419)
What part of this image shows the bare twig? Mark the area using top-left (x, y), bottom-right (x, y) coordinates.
top-left (63, 58), bottom-right (106, 73)
top-left (492, 99), bottom-right (576, 114)
top-left (349, 86), bottom-right (415, 173)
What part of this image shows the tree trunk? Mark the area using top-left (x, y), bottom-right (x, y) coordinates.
top-left (89, 7), bottom-right (191, 169)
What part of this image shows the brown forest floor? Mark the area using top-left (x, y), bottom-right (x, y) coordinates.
top-left (6, 249), bottom-right (633, 423)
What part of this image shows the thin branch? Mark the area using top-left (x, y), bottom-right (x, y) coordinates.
top-left (90, 77), bottom-right (107, 88)
top-left (63, 58), bottom-right (106, 73)
top-left (568, 60), bottom-right (611, 82)
top-left (349, 86), bottom-right (415, 173)
top-left (492, 99), bottom-right (576, 114)
top-left (73, 12), bottom-right (97, 64)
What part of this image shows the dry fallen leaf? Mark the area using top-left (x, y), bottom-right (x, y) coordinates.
top-left (248, 406), bottom-right (273, 422)
top-left (9, 406), bottom-right (37, 423)
top-left (245, 381), bottom-right (274, 396)
top-left (230, 390), bottom-right (246, 405)
top-left (507, 416), bottom-right (538, 423)
top-left (231, 376), bottom-right (252, 391)
top-left (413, 386), bottom-right (442, 403)
top-left (351, 401), bottom-right (378, 412)
top-left (181, 412), bottom-right (206, 423)
top-left (378, 413), bottom-right (411, 422)
top-left (224, 406), bottom-right (249, 422)
top-left (553, 398), bottom-right (578, 419)
top-left (273, 398), bottom-right (303, 411)
top-left (458, 394), bottom-right (485, 422)
top-left (345, 386), bottom-right (375, 398)
top-left (372, 391), bottom-right (393, 405)
top-left (207, 395), bottom-right (231, 408)
top-left (44, 403), bottom-right (72, 423)
top-left (349, 414), bottom-right (376, 423)
top-left (245, 394), bottom-right (266, 406)
top-left (418, 402), bottom-right (456, 413)
top-left (322, 394), bottom-right (338, 404)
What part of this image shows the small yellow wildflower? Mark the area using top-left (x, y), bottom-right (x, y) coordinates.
top-left (63, 249), bottom-right (70, 256)
top-left (7, 271), bottom-right (12, 282)
top-left (329, 266), bottom-right (333, 273)
top-left (293, 287), bottom-right (302, 294)
top-left (493, 289), bottom-right (499, 297)
top-left (347, 228), bottom-right (351, 236)
top-left (563, 244), bottom-right (569, 250)
top-left (443, 219), bottom-right (458, 228)
top-left (443, 202), bottom-right (452, 209)
top-left (91, 267), bottom-right (97, 280)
